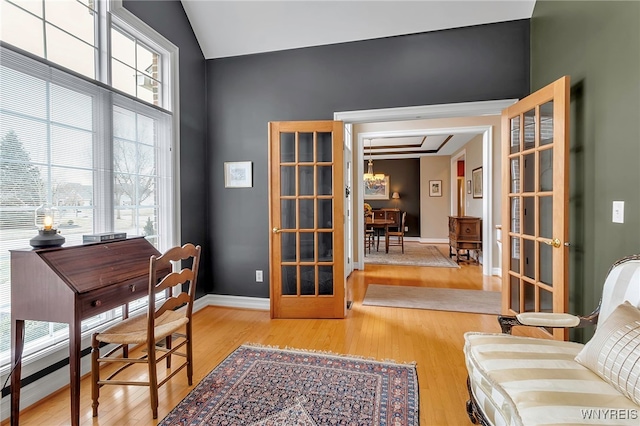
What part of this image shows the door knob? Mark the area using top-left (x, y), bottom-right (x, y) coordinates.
top-left (272, 227), bottom-right (281, 234)
top-left (544, 238), bottom-right (561, 248)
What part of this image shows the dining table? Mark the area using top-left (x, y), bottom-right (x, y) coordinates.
top-left (365, 217), bottom-right (396, 253)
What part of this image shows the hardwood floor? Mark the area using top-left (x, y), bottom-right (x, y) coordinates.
top-left (7, 244), bottom-right (502, 426)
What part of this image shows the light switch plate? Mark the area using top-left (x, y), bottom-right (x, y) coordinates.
top-left (612, 201), bottom-right (624, 223)
top-left (256, 270), bottom-right (263, 282)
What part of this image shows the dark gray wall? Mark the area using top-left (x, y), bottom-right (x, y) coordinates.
top-left (123, 1), bottom-right (210, 296)
top-left (364, 159), bottom-right (420, 237)
top-left (207, 20), bottom-right (530, 297)
top-left (531, 1), bottom-right (640, 341)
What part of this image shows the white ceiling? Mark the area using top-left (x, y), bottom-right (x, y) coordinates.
top-left (181, 0), bottom-right (536, 60)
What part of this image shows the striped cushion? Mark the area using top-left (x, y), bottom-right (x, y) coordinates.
top-left (464, 332), bottom-right (639, 425)
top-left (575, 302), bottom-right (640, 405)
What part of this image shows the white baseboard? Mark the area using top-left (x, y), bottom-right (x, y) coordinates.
top-left (492, 267), bottom-right (501, 276)
top-left (197, 294), bottom-right (270, 311)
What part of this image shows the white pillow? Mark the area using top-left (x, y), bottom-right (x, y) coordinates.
top-left (575, 301), bottom-right (640, 405)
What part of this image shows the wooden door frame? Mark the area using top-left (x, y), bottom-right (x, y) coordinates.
top-left (335, 99), bottom-right (517, 275)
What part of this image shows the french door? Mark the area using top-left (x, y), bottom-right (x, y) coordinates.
top-left (501, 76), bottom-right (570, 340)
top-left (268, 121), bottom-right (345, 319)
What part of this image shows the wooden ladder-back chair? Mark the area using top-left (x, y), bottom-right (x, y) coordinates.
top-left (386, 211), bottom-right (406, 253)
top-left (91, 243), bottom-right (201, 419)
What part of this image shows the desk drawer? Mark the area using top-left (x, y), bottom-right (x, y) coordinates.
top-left (79, 278), bottom-right (148, 317)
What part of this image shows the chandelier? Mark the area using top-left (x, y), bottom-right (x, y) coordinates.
top-left (363, 139), bottom-right (385, 185)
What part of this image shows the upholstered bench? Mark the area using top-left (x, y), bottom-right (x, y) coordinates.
top-left (464, 254), bottom-right (640, 426)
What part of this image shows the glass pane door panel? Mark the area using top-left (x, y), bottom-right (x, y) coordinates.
top-left (540, 101), bottom-right (554, 146)
top-left (281, 200), bottom-right (296, 229)
top-left (510, 116), bottom-right (520, 154)
top-left (510, 158), bottom-right (520, 193)
top-left (318, 232), bottom-right (333, 261)
top-left (318, 199), bottom-right (332, 229)
top-left (319, 265), bottom-right (333, 295)
top-left (510, 237), bottom-right (520, 273)
top-left (523, 197), bottom-right (535, 235)
top-left (280, 133), bottom-right (295, 162)
top-left (539, 148), bottom-right (553, 191)
top-left (299, 133), bottom-right (313, 162)
top-left (281, 233), bottom-right (296, 261)
top-left (281, 166), bottom-right (295, 196)
top-left (317, 166), bottom-right (332, 195)
top-left (540, 242), bottom-right (553, 286)
top-left (282, 265), bottom-right (297, 295)
top-left (510, 276), bottom-right (520, 312)
top-left (524, 109), bottom-right (536, 150)
top-left (300, 265), bottom-right (315, 295)
top-left (300, 232), bottom-right (315, 261)
top-left (524, 282), bottom-right (535, 311)
top-left (523, 239), bottom-right (535, 280)
top-left (299, 166), bottom-right (314, 196)
top-left (510, 197), bottom-right (520, 233)
top-left (539, 196), bottom-right (553, 238)
top-left (540, 288), bottom-right (553, 312)
top-left (317, 132), bottom-right (332, 162)
top-left (523, 153), bottom-right (535, 192)
top-left (299, 199), bottom-right (314, 229)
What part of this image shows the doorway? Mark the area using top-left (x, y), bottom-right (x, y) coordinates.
top-left (335, 99), bottom-right (517, 276)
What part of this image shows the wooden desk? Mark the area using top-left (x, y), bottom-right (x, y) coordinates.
top-left (365, 217), bottom-right (395, 253)
top-left (10, 237), bottom-right (163, 426)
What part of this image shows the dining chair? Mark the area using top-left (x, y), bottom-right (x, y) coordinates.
top-left (364, 219), bottom-right (375, 255)
top-left (386, 211), bottom-right (406, 253)
top-left (91, 243), bottom-right (201, 419)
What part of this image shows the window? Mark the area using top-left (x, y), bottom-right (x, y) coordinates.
top-left (0, 0), bottom-right (178, 369)
top-left (0, 0), bottom-right (98, 79)
top-left (111, 27), bottom-right (162, 105)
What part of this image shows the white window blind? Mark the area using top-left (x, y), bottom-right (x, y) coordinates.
top-left (0, 46), bottom-right (173, 366)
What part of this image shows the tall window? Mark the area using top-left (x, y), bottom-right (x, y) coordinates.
top-left (0, 0), bottom-right (176, 368)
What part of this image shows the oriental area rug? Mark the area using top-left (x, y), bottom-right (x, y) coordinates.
top-left (363, 284), bottom-right (501, 315)
top-left (364, 243), bottom-right (460, 268)
top-left (159, 344), bottom-right (419, 425)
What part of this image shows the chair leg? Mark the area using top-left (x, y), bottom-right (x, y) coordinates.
top-left (186, 323), bottom-right (193, 386)
top-left (401, 236), bottom-right (404, 254)
top-left (91, 334), bottom-right (100, 417)
top-left (147, 341), bottom-right (159, 419)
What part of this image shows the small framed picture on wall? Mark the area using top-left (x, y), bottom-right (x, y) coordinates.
top-left (472, 167), bottom-right (483, 198)
top-left (429, 180), bottom-right (442, 197)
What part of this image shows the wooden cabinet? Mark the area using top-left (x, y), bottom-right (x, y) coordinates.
top-left (448, 216), bottom-right (482, 264)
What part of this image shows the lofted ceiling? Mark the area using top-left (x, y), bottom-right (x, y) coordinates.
top-left (181, 1), bottom-right (535, 158)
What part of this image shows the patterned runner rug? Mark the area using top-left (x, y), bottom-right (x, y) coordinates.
top-left (160, 344), bottom-right (419, 425)
top-left (364, 242), bottom-right (460, 268)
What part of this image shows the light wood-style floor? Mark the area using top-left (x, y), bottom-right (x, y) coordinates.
top-left (7, 244), bottom-right (502, 426)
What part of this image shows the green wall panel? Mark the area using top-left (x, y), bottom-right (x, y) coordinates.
top-left (531, 0), bottom-right (640, 340)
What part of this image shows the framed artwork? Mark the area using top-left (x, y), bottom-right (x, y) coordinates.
top-left (429, 180), bottom-right (442, 197)
top-left (224, 161), bottom-right (253, 188)
top-left (364, 176), bottom-right (389, 200)
top-left (467, 180), bottom-right (472, 194)
top-left (472, 166), bottom-right (483, 198)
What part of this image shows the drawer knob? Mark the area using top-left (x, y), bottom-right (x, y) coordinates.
top-left (92, 300), bottom-right (102, 307)
top-left (129, 284), bottom-right (136, 292)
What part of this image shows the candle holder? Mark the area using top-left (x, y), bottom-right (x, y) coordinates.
top-left (30, 203), bottom-right (65, 248)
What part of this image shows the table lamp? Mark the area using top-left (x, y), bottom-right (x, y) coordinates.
top-left (392, 192), bottom-right (400, 208)
top-left (30, 203), bottom-right (65, 248)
